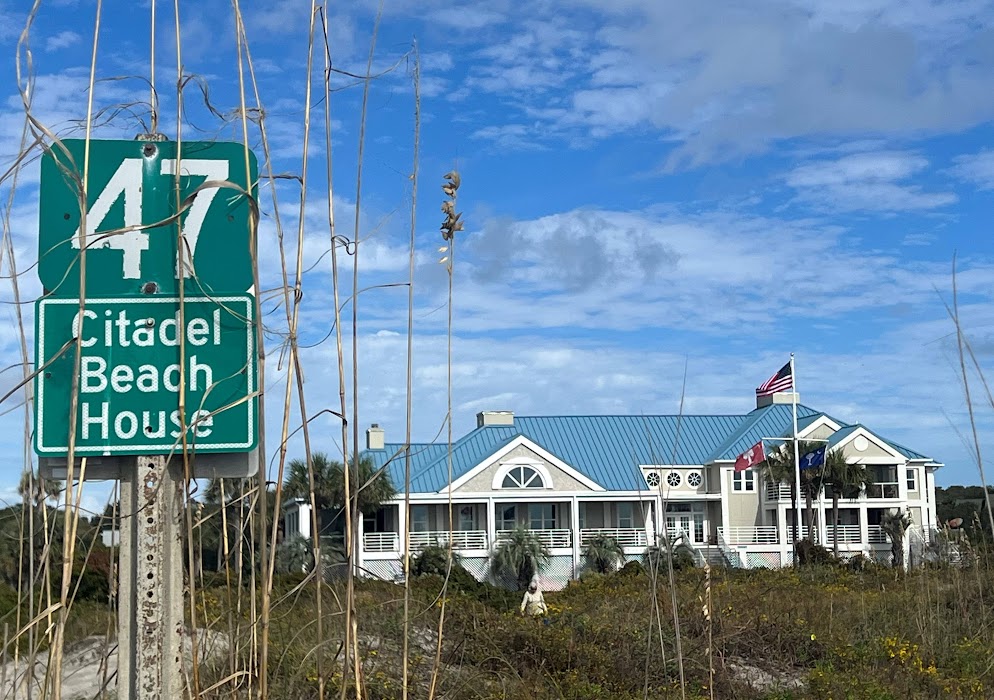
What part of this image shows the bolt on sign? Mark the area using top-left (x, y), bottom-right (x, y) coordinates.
top-left (38, 139), bottom-right (258, 297)
top-left (34, 295), bottom-right (257, 456)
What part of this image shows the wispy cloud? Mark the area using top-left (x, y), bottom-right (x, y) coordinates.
top-left (949, 149), bottom-right (994, 190)
top-left (44, 30), bottom-right (80, 52)
top-left (431, 0), bottom-right (994, 166)
top-left (785, 151), bottom-right (957, 212)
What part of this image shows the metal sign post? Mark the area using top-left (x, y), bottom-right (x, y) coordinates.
top-left (34, 138), bottom-right (261, 699)
top-left (117, 456), bottom-right (184, 699)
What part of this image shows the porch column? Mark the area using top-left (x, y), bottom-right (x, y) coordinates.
top-left (719, 466), bottom-right (731, 545)
top-left (398, 502), bottom-right (408, 572)
top-left (487, 496), bottom-right (496, 553)
top-left (570, 496), bottom-right (580, 577)
top-left (818, 494), bottom-right (828, 548)
top-left (859, 506), bottom-right (869, 552)
top-left (356, 510), bottom-right (365, 573)
top-left (780, 502), bottom-right (790, 564)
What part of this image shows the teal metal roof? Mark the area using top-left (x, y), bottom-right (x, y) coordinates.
top-left (826, 424), bottom-right (860, 448)
top-left (825, 424), bottom-right (931, 460)
top-left (796, 413), bottom-right (826, 433)
top-left (364, 405), bottom-right (936, 494)
top-left (707, 404), bottom-right (820, 461)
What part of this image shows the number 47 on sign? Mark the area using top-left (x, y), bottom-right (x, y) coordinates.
top-left (38, 139), bottom-right (258, 297)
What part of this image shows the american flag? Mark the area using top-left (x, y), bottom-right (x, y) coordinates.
top-left (756, 361), bottom-right (793, 397)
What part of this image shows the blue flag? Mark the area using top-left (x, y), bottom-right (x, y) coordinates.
top-left (800, 446), bottom-right (826, 470)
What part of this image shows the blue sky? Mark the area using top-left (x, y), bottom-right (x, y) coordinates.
top-left (2, 0), bottom-right (994, 513)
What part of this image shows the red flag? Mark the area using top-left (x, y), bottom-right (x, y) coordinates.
top-left (734, 440), bottom-right (765, 472)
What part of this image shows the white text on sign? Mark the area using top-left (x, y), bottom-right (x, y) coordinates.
top-left (71, 306), bottom-right (227, 443)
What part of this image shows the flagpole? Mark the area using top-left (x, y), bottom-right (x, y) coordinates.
top-left (790, 353), bottom-right (802, 562)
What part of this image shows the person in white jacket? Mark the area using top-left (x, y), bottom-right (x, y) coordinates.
top-left (519, 577), bottom-right (548, 617)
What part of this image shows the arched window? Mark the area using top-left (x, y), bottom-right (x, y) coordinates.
top-left (501, 465), bottom-right (545, 489)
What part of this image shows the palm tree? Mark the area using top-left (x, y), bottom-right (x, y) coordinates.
top-left (759, 447), bottom-right (799, 545)
top-left (284, 452), bottom-right (396, 555)
top-left (490, 526), bottom-right (550, 590)
top-left (18, 470), bottom-right (62, 507)
top-left (761, 441), bottom-right (828, 545)
top-left (284, 453), bottom-right (340, 534)
top-left (796, 441), bottom-right (827, 542)
top-left (822, 449), bottom-right (870, 557)
top-left (881, 509), bottom-right (912, 569)
top-left (583, 535), bottom-right (624, 573)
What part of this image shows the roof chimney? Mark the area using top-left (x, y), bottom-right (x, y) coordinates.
top-left (366, 423), bottom-right (385, 450)
top-left (477, 411), bottom-right (514, 428)
top-left (756, 392), bottom-right (800, 409)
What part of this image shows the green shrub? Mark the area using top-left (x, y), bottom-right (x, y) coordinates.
top-left (794, 539), bottom-right (835, 566)
top-left (617, 560), bottom-right (645, 577)
top-left (644, 544), bottom-right (697, 571)
top-left (582, 535), bottom-right (624, 573)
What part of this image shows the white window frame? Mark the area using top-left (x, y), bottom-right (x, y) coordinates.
top-left (733, 470), bottom-right (755, 492)
top-left (458, 505), bottom-right (475, 530)
top-left (528, 503), bottom-right (556, 530)
top-left (498, 504), bottom-right (517, 531)
top-left (906, 468), bottom-right (917, 493)
top-left (616, 502), bottom-right (634, 529)
top-left (411, 505), bottom-right (430, 532)
top-left (492, 460), bottom-right (554, 490)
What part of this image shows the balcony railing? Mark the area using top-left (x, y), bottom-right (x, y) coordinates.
top-left (363, 532), bottom-right (399, 552)
top-left (580, 528), bottom-right (647, 548)
top-left (765, 483), bottom-right (792, 501)
top-left (718, 526), bottom-right (779, 545)
top-left (867, 525), bottom-right (888, 544)
top-left (825, 524), bottom-right (862, 544)
top-left (409, 530), bottom-right (488, 551)
top-left (497, 528), bottom-right (572, 549)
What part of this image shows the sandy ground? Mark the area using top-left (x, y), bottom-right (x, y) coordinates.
top-left (0, 630), bottom-right (228, 699)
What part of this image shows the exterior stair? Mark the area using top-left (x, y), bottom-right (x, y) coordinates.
top-left (701, 546), bottom-right (734, 568)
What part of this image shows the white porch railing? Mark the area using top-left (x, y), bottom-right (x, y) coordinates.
top-left (580, 528), bottom-right (647, 548)
top-left (718, 526), bottom-right (779, 545)
top-left (497, 528), bottom-right (572, 548)
top-left (765, 482), bottom-right (792, 500)
top-left (409, 530), bottom-right (488, 551)
top-left (867, 525), bottom-right (888, 544)
top-left (825, 525), bottom-right (862, 544)
top-left (363, 532), bottom-right (399, 552)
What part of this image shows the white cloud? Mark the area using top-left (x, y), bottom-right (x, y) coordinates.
top-left (470, 124), bottom-right (546, 150)
top-left (903, 232), bottom-right (937, 246)
top-left (426, 0), bottom-right (994, 165)
top-left (425, 7), bottom-right (506, 30)
top-left (785, 151), bottom-right (957, 211)
top-left (439, 206), bottom-right (988, 335)
top-left (949, 149), bottom-right (994, 190)
top-left (44, 30), bottom-right (80, 52)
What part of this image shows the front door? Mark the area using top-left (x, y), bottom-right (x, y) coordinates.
top-left (665, 503), bottom-right (706, 545)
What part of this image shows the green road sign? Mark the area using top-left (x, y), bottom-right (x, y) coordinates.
top-left (34, 295), bottom-right (258, 456)
top-left (39, 139), bottom-right (258, 297)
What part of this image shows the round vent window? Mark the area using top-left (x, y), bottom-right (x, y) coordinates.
top-left (666, 471), bottom-right (682, 488)
top-left (687, 472), bottom-right (703, 488)
top-left (646, 472), bottom-right (661, 487)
